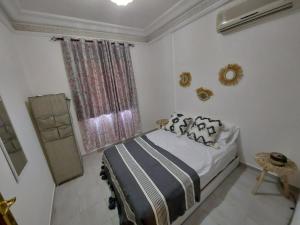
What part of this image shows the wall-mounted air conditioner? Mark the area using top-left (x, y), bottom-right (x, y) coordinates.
top-left (217, 0), bottom-right (293, 33)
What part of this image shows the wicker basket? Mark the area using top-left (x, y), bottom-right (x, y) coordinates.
top-left (270, 152), bottom-right (287, 167)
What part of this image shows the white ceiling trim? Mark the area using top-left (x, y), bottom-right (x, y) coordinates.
top-left (0, 4), bottom-right (13, 30)
top-left (147, 0), bottom-right (230, 42)
top-left (0, 0), bottom-right (228, 42)
top-left (145, 0), bottom-right (205, 36)
top-left (13, 22), bottom-right (146, 42)
top-left (0, 0), bottom-right (21, 19)
top-left (0, 0), bottom-right (145, 39)
top-left (16, 9), bottom-right (145, 36)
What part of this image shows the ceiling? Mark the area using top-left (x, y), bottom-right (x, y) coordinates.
top-left (18, 0), bottom-right (181, 29)
top-left (0, 0), bottom-right (228, 41)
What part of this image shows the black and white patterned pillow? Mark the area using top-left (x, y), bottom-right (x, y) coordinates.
top-left (164, 113), bottom-right (192, 136)
top-left (187, 116), bottom-right (223, 146)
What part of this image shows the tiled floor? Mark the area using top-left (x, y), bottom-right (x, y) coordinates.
top-left (51, 151), bottom-right (296, 225)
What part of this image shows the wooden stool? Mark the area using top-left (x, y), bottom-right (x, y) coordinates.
top-left (156, 119), bottom-right (169, 129)
top-left (252, 152), bottom-right (297, 198)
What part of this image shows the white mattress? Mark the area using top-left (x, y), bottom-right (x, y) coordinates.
top-left (146, 129), bottom-right (238, 189)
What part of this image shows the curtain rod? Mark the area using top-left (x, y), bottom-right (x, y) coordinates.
top-left (51, 36), bottom-right (135, 47)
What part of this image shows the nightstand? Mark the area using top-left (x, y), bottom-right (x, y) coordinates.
top-left (156, 119), bottom-right (169, 129)
top-left (252, 152), bottom-right (297, 198)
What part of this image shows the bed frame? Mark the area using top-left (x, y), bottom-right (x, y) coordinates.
top-left (173, 156), bottom-right (240, 225)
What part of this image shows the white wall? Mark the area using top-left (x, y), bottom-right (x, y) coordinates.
top-left (159, 5), bottom-right (300, 186)
top-left (14, 34), bottom-right (86, 154)
top-left (291, 196), bottom-right (300, 225)
top-left (14, 33), bottom-right (175, 154)
top-left (0, 22), bottom-right (54, 225)
top-left (131, 35), bottom-right (175, 131)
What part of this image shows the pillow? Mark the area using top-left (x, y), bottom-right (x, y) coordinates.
top-left (187, 116), bottom-right (223, 146)
top-left (217, 122), bottom-right (236, 144)
top-left (164, 113), bottom-right (192, 136)
top-left (217, 122), bottom-right (240, 146)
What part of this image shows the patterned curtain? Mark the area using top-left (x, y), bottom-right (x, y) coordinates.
top-left (61, 38), bottom-right (141, 153)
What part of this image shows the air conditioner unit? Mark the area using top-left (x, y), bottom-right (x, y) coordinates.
top-left (217, 0), bottom-right (293, 33)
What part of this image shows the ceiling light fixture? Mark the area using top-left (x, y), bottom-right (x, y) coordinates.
top-left (110, 0), bottom-right (133, 6)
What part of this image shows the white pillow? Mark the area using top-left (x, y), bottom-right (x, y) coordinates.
top-left (164, 113), bottom-right (193, 136)
top-left (187, 116), bottom-right (223, 146)
top-left (217, 122), bottom-right (239, 145)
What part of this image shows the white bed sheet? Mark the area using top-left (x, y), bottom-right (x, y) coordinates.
top-left (146, 129), bottom-right (238, 189)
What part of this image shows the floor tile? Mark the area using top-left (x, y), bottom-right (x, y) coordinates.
top-left (51, 152), bottom-right (296, 225)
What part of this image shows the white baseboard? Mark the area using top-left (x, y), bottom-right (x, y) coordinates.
top-left (290, 196), bottom-right (300, 225)
top-left (240, 160), bottom-right (264, 172)
top-left (49, 184), bottom-right (56, 225)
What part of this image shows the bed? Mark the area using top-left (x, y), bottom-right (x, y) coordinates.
top-left (102, 124), bottom-right (240, 225)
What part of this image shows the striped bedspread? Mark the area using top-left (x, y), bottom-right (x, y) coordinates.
top-left (102, 135), bottom-right (200, 225)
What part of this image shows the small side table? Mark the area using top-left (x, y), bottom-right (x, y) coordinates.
top-left (156, 119), bottom-right (169, 129)
top-left (252, 152), bottom-right (297, 198)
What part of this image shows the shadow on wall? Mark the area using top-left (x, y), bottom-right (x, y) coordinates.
top-left (236, 131), bottom-right (245, 163)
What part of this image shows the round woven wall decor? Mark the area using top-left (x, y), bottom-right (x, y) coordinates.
top-left (179, 72), bottom-right (192, 87)
top-left (196, 87), bottom-right (214, 101)
top-left (219, 64), bottom-right (243, 86)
